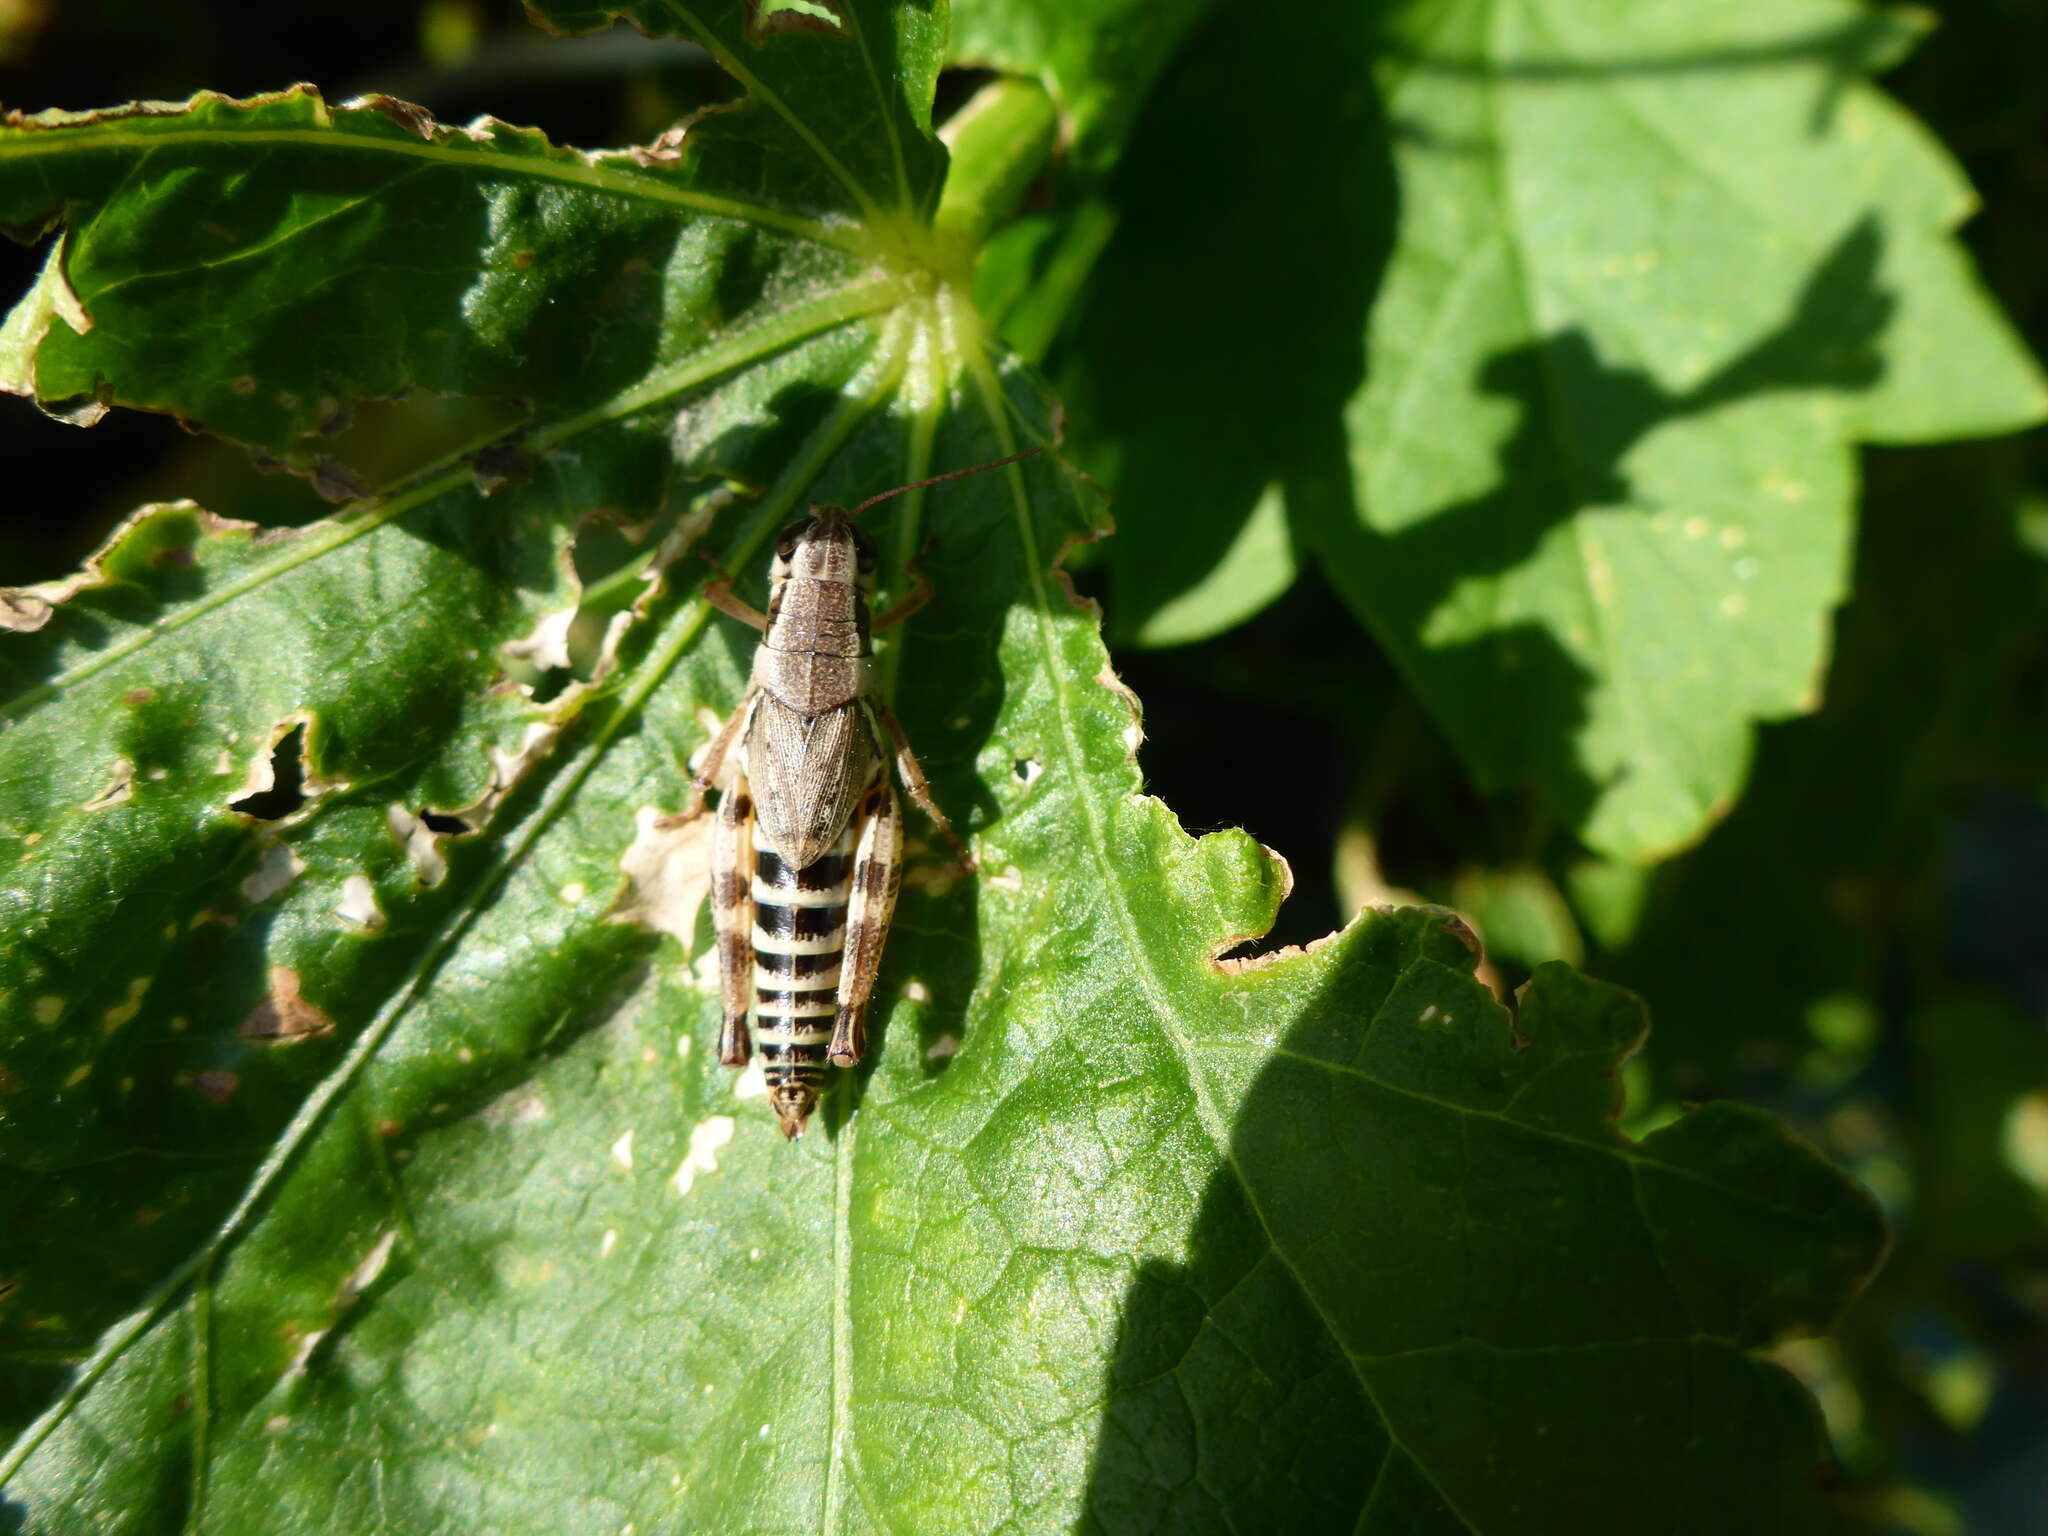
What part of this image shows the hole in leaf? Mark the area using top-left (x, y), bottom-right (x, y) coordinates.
top-left (749, 0), bottom-right (845, 37)
top-left (469, 439), bottom-right (534, 496)
top-left (527, 664), bottom-right (575, 706)
top-left (230, 725), bottom-right (306, 820)
top-left (419, 810), bottom-right (472, 836)
top-left (1012, 758), bottom-right (1041, 785)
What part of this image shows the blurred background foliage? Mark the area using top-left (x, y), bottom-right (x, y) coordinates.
top-left (2, 2), bottom-right (2044, 1530)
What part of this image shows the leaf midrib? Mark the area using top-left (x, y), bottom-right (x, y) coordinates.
top-left (942, 289), bottom-right (1484, 1535)
top-left (667, 0), bottom-right (891, 228)
top-left (0, 121), bottom-right (859, 249)
top-left (0, 276), bottom-right (913, 719)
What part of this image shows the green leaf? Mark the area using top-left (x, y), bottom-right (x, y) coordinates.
top-left (1, 11), bottom-right (1885, 1532)
top-left (1066, 0), bottom-right (2047, 859)
top-left (0, 0), bottom-right (949, 462)
top-left (530, 0), bottom-right (948, 218)
top-left (1332, 0), bottom-right (2046, 861)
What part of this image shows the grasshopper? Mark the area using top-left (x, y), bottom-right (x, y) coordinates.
top-left (689, 449), bottom-right (1042, 1138)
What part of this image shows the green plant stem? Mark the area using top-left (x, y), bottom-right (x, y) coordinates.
top-left (934, 77), bottom-right (1057, 251)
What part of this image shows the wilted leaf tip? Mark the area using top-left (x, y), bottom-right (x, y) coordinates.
top-left (344, 92), bottom-right (437, 141)
top-left (1093, 664), bottom-right (1144, 760)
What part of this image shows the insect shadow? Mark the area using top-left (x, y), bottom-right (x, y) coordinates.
top-left (819, 438), bottom-right (1058, 1124)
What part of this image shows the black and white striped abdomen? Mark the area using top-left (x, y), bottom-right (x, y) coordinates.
top-left (750, 819), bottom-right (854, 1096)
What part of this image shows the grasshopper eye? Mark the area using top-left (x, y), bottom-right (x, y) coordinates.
top-left (774, 520), bottom-right (808, 560)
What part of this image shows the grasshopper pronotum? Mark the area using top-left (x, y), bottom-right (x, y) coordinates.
top-left (689, 449), bottom-right (1042, 1138)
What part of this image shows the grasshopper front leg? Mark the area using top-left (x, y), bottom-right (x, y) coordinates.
top-left (870, 700), bottom-right (973, 868)
top-left (687, 689), bottom-right (756, 819)
top-left (828, 780), bottom-right (902, 1068)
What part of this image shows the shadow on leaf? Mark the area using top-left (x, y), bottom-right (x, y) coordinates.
top-left (1079, 907), bottom-right (1887, 1532)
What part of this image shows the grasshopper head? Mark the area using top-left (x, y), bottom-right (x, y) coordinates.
top-left (771, 505), bottom-right (876, 590)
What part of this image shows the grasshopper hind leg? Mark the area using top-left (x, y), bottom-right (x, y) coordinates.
top-left (712, 777), bottom-right (754, 1068)
top-left (829, 780), bottom-right (903, 1068)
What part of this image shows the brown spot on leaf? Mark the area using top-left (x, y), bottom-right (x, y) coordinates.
top-left (122, 686), bottom-right (156, 707)
top-left (189, 1069), bottom-right (240, 1105)
top-left (310, 456), bottom-right (369, 504)
top-left (1435, 911), bottom-right (1482, 954)
top-left (469, 440), bottom-right (534, 495)
top-left (82, 759), bottom-right (136, 811)
top-left (239, 965), bottom-right (335, 1044)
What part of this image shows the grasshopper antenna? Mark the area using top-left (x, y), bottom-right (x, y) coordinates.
top-left (845, 446), bottom-right (1046, 520)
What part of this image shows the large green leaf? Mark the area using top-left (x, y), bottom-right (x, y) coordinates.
top-left (1068, 0), bottom-right (2047, 860)
top-left (1, 7), bottom-right (1885, 1532)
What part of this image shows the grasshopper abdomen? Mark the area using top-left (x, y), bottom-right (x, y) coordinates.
top-left (747, 821), bottom-right (857, 1126)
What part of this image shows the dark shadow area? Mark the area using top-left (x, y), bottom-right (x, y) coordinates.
top-left (1073, 4), bottom-right (1925, 1527)
top-left (1578, 421), bottom-right (2048, 1525)
top-left (1053, 0), bottom-right (1391, 649)
top-left (1072, 919), bottom-right (1475, 1532)
top-left (1941, 789), bottom-right (2048, 1024)
top-left (1109, 568), bottom-right (1361, 951)
top-left (1598, 434), bottom-right (2048, 1106)
top-left (1077, 904), bottom-right (1864, 1532)
top-left (1057, 0), bottom-right (1405, 955)
top-left (1294, 215), bottom-right (1891, 832)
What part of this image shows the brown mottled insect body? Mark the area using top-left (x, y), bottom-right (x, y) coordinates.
top-left (701, 506), bottom-right (900, 1138)
top-left (692, 451), bottom-right (1041, 1139)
